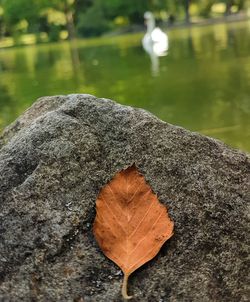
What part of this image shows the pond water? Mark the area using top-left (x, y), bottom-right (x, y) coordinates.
top-left (0, 20), bottom-right (250, 152)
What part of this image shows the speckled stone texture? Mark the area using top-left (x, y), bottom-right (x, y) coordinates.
top-left (0, 94), bottom-right (249, 302)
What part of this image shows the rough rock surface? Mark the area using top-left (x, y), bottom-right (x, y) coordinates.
top-left (0, 94), bottom-right (249, 302)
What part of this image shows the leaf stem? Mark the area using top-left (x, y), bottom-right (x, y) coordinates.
top-left (122, 273), bottom-right (133, 300)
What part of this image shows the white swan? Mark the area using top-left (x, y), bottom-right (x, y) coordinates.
top-left (142, 11), bottom-right (168, 57)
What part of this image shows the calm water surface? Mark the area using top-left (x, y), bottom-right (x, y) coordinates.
top-left (0, 21), bottom-right (250, 152)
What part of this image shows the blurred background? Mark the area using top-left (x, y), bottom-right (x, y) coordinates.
top-left (0, 0), bottom-right (250, 152)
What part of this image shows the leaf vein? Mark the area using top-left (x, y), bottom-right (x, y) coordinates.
top-left (101, 196), bottom-right (128, 236)
top-left (128, 196), bottom-right (154, 239)
top-left (129, 230), bottom-right (169, 274)
top-left (95, 215), bottom-right (127, 254)
top-left (107, 184), bottom-right (125, 214)
top-left (127, 208), bottom-right (165, 258)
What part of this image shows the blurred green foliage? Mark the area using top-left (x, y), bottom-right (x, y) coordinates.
top-left (0, 0), bottom-right (249, 43)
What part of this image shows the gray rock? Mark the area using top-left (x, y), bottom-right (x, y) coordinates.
top-left (0, 94), bottom-right (249, 302)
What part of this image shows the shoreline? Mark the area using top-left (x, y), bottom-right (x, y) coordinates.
top-left (0, 13), bottom-right (249, 50)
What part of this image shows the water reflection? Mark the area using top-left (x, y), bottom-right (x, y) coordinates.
top-left (0, 21), bottom-right (249, 152)
top-left (69, 40), bottom-right (80, 72)
top-left (142, 12), bottom-right (168, 76)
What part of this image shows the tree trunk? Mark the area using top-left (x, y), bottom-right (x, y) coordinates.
top-left (63, 0), bottom-right (76, 40)
top-left (225, 0), bottom-right (234, 15)
top-left (66, 10), bottom-right (76, 40)
top-left (184, 0), bottom-right (190, 24)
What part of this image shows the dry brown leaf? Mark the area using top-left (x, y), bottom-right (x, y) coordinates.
top-left (93, 164), bottom-right (174, 299)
